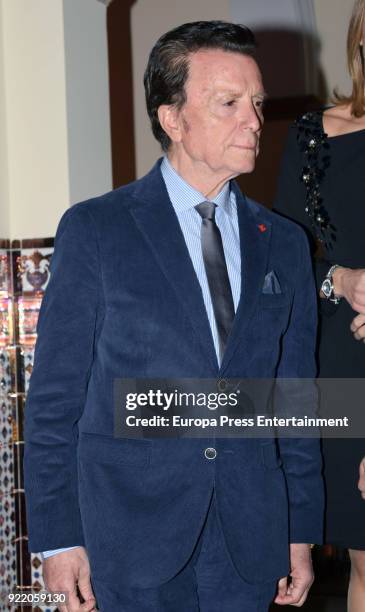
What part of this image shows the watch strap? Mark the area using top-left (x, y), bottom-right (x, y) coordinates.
top-left (323, 264), bottom-right (341, 304)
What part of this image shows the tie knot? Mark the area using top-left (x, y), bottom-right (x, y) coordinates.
top-left (195, 201), bottom-right (216, 221)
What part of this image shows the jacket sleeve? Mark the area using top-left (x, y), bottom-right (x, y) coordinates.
top-left (273, 123), bottom-right (338, 316)
top-left (276, 229), bottom-right (324, 544)
top-left (23, 203), bottom-right (104, 552)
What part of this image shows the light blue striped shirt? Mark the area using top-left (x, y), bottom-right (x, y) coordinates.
top-left (161, 156), bottom-right (241, 362)
top-left (42, 156), bottom-right (241, 559)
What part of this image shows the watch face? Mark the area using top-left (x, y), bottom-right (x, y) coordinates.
top-left (321, 278), bottom-right (332, 298)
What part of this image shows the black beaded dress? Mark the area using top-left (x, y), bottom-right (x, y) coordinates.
top-left (274, 109), bottom-right (365, 550)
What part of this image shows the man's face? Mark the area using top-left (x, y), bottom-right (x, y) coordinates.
top-left (173, 49), bottom-right (265, 179)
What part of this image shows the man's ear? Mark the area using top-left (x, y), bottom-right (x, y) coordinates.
top-left (157, 105), bottom-right (182, 145)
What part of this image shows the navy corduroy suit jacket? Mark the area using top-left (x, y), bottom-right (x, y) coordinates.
top-left (24, 159), bottom-right (324, 589)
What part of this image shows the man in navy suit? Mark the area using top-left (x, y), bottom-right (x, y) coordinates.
top-left (24, 21), bottom-right (324, 612)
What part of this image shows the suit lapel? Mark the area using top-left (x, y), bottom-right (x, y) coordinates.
top-left (128, 161), bottom-right (219, 372)
top-left (220, 184), bottom-right (272, 374)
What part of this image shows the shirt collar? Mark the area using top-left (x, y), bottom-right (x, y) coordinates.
top-left (161, 156), bottom-right (232, 216)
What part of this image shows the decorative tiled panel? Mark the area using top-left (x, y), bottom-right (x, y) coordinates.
top-left (0, 393), bottom-right (13, 450)
top-left (0, 488), bottom-right (16, 609)
top-left (0, 298), bottom-right (13, 349)
top-left (30, 552), bottom-right (44, 589)
top-left (0, 238), bottom-right (54, 611)
top-left (0, 394), bottom-right (16, 608)
top-left (22, 349), bottom-right (35, 395)
top-left (0, 399), bottom-right (14, 491)
top-left (17, 249), bottom-right (53, 296)
top-left (0, 249), bottom-right (11, 296)
top-left (17, 297), bottom-right (43, 348)
top-left (0, 351), bottom-right (12, 398)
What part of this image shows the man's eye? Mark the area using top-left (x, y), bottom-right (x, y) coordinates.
top-left (254, 99), bottom-right (265, 109)
top-left (224, 100), bottom-right (236, 107)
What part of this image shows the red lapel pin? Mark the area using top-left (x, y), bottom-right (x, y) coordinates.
top-left (258, 224), bottom-right (267, 233)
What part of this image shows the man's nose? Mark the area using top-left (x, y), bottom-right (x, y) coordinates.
top-left (239, 102), bottom-right (262, 132)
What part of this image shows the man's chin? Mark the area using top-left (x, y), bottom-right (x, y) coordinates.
top-left (230, 150), bottom-right (258, 175)
top-left (232, 161), bottom-right (256, 176)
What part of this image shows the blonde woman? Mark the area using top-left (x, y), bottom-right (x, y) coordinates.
top-left (275, 1), bottom-right (365, 609)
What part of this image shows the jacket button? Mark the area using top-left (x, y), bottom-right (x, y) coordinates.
top-left (204, 447), bottom-right (217, 460)
top-left (217, 378), bottom-right (227, 392)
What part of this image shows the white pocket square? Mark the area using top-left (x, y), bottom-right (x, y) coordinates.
top-left (262, 270), bottom-right (282, 295)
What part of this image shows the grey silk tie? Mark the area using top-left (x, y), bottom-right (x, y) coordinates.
top-left (195, 201), bottom-right (235, 362)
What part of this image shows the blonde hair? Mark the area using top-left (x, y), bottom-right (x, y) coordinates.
top-left (333, 0), bottom-right (365, 117)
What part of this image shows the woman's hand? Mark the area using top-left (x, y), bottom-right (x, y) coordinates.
top-left (330, 268), bottom-right (365, 341)
top-left (358, 457), bottom-right (365, 500)
top-left (332, 267), bottom-right (365, 313)
top-left (350, 313), bottom-right (365, 341)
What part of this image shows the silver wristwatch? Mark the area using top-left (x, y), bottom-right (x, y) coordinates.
top-left (321, 264), bottom-right (342, 304)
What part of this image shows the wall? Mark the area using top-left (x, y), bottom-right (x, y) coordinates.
top-left (230, 0), bottom-right (318, 98)
top-left (0, 0), bottom-right (112, 240)
top-left (63, 0), bottom-right (112, 206)
top-left (313, 0), bottom-right (353, 101)
top-left (1, 0), bottom-right (70, 240)
top-left (0, 2), bottom-right (9, 238)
